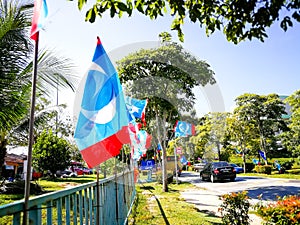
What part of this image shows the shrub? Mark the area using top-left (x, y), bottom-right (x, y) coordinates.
top-left (255, 195), bottom-right (300, 225)
top-left (219, 191), bottom-right (251, 225)
top-left (253, 165), bottom-right (272, 174)
top-left (245, 163), bottom-right (255, 173)
top-left (281, 161), bottom-right (294, 170)
top-left (271, 158), bottom-right (295, 170)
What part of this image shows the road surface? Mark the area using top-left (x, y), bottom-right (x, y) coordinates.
top-left (178, 171), bottom-right (300, 201)
top-left (177, 171), bottom-right (300, 224)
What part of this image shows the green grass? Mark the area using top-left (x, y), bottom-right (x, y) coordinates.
top-left (128, 181), bottom-right (222, 225)
top-left (238, 171), bottom-right (300, 179)
top-left (36, 174), bottom-right (98, 192)
top-left (0, 174), bottom-right (99, 204)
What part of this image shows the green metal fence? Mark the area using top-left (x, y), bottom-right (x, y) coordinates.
top-left (0, 170), bottom-right (135, 225)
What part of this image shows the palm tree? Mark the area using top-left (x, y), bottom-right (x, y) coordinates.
top-left (0, 0), bottom-right (78, 175)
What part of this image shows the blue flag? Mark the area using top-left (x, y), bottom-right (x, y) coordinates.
top-left (174, 121), bottom-right (195, 137)
top-left (74, 37), bottom-right (130, 168)
top-left (125, 96), bottom-right (147, 125)
top-left (180, 155), bottom-right (188, 165)
top-left (258, 150), bottom-right (266, 161)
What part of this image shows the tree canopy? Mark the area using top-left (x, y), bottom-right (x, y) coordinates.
top-left (75, 0), bottom-right (300, 43)
top-left (233, 93), bottom-right (287, 163)
top-left (0, 0), bottom-right (78, 175)
top-left (33, 130), bottom-right (71, 177)
top-left (281, 90), bottom-right (300, 158)
top-left (117, 35), bottom-right (215, 191)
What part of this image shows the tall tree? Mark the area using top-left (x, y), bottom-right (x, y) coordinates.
top-left (225, 113), bottom-right (258, 172)
top-left (32, 130), bottom-right (71, 178)
top-left (191, 112), bottom-right (228, 161)
top-left (234, 93), bottom-right (287, 164)
top-left (75, 0), bottom-right (300, 43)
top-left (281, 90), bottom-right (300, 158)
top-left (117, 34), bottom-right (215, 191)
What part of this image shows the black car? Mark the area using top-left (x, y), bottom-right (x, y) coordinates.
top-left (200, 161), bottom-right (236, 183)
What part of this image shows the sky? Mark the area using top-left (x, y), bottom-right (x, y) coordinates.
top-left (39, 0), bottom-right (300, 117)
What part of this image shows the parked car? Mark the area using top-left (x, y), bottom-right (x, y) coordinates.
top-left (200, 161), bottom-right (236, 183)
top-left (193, 162), bottom-right (207, 172)
top-left (72, 167), bottom-right (93, 175)
top-left (229, 163), bottom-right (244, 174)
top-left (56, 169), bottom-right (78, 178)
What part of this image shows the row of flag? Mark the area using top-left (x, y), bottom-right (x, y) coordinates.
top-left (30, 0), bottom-right (196, 169)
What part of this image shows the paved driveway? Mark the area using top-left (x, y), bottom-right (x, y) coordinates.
top-left (178, 171), bottom-right (300, 225)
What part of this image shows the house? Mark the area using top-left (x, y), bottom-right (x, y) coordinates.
top-left (2, 153), bottom-right (27, 178)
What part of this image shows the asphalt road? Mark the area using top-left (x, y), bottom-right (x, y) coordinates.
top-left (178, 171), bottom-right (300, 201)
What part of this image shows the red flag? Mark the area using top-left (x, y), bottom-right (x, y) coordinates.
top-left (30, 0), bottom-right (48, 41)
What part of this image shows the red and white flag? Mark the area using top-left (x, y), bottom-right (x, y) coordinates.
top-left (30, 0), bottom-right (48, 41)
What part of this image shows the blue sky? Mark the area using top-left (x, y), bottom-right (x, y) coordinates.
top-left (40, 0), bottom-right (300, 116)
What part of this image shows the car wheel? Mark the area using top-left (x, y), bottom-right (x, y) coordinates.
top-left (200, 173), bottom-right (204, 181)
top-left (230, 177), bottom-right (235, 182)
top-left (210, 175), bottom-right (215, 183)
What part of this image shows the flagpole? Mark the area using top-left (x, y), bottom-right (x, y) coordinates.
top-left (23, 32), bottom-right (39, 225)
top-left (96, 166), bottom-right (100, 225)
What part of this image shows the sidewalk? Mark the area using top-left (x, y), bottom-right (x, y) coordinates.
top-left (180, 187), bottom-right (264, 225)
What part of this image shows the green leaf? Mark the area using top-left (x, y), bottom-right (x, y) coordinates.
top-left (292, 11), bottom-right (300, 22)
top-left (116, 2), bottom-right (128, 12)
top-left (78, 0), bottom-right (87, 10)
top-left (110, 4), bottom-right (116, 17)
top-left (85, 8), bottom-right (96, 22)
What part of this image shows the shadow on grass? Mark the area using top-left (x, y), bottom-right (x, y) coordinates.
top-left (141, 184), bottom-right (171, 225)
top-left (42, 177), bottom-right (96, 183)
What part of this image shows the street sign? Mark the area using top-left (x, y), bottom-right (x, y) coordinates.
top-left (176, 147), bottom-right (182, 154)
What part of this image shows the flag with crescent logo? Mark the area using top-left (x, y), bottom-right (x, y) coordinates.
top-left (30, 0), bottom-right (48, 41)
top-left (125, 96), bottom-right (148, 126)
top-left (73, 37), bottom-right (130, 168)
top-left (173, 121), bottom-right (195, 137)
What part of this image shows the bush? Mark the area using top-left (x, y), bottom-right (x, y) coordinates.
top-left (255, 195), bottom-right (300, 224)
top-left (271, 158), bottom-right (295, 170)
top-left (245, 163), bottom-right (255, 173)
top-left (219, 191), bottom-right (251, 225)
top-left (253, 165), bottom-right (272, 174)
top-left (281, 161), bottom-right (294, 170)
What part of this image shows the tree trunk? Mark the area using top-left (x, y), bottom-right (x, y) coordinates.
top-left (242, 149), bottom-right (246, 173)
top-left (216, 141), bottom-right (221, 161)
top-left (155, 111), bottom-right (168, 192)
top-left (0, 134), bottom-right (8, 178)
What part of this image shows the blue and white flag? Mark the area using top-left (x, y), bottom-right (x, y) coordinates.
top-left (258, 150), bottom-right (266, 161)
top-left (173, 121), bottom-right (195, 137)
top-left (73, 37), bottom-right (130, 168)
top-left (125, 96), bottom-right (147, 125)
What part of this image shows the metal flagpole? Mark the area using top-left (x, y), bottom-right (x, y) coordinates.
top-left (174, 143), bottom-right (179, 185)
top-left (23, 32), bottom-right (39, 225)
top-left (114, 157), bottom-right (119, 224)
top-left (96, 166), bottom-right (100, 225)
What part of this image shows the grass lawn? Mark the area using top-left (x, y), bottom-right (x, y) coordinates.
top-left (1, 174), bottom-right (222, 225)
top-left (128, 181), bottom-right (222, 225)
top-left (0, 174), bottom-right (98, 205)
top-left (239, 172), bottom-right (300, 179)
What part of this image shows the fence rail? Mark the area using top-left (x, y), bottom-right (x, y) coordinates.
top-left (0, 170), bottom-right (135, 225)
